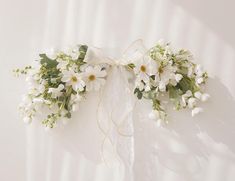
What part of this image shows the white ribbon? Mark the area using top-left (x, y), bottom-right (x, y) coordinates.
top-left (86, 40), bottom-right (201, 180)
top-left (84, 41), bottom-right (147, 181)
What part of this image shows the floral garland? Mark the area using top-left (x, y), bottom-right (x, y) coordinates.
top-left (14, 41), bottom-right (209, 128)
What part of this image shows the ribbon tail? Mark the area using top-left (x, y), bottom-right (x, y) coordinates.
top-left (98, 66), bottom-right (135, 181)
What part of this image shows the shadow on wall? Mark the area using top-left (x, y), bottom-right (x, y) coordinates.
top-left (133, 77), bottom-right (235, 181)
top-left (168, 77), bottom-right (235, 156)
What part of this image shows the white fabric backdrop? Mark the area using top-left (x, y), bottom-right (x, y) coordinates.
top-left (1, 0), bottom-right (235, 180)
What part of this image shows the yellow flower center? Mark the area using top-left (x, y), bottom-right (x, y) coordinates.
top-left (88, 74), bottom-right (96, 81)
top-left (71, 76), bottom-right (78, 82)
top-left (140, 65), bottom-right (146, 72)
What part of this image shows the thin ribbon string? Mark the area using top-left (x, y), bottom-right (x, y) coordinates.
top-left (96, 66), bottom-right (125, 166)
top-left (89, 41), bottom-right (200, 177)
top-left (96, 71), bottom-right (115, 166)
top-left (110, 67), bottom-right (134, 137)
top-left (88, 42), bottom-right (144, 169)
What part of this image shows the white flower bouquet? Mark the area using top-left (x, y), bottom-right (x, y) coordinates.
top-left (14, 45), bottom-right (108, 128)
top-left (127, 42), bottom-right (209, 124)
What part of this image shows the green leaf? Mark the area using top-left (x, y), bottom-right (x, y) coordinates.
top-left (143, 90), bottom-right (156, 99)
top-left (39, 54), bottom-right (58, 68)
top-left (134, 88), bottom-right (143, 99)
top-left (177, 66), bottom-right (188, 75)
top-left (152, 99), bottom-right (162, 110)
top-left (127, 63), bottom-right (135, 69)
top-left (178, 76), bottom-right (198, 93)
top-left (65, 112), bottom-right (71, 118)
top-left (78, 45), bottom-right (88, 61)
top-left (168, 85), bottom-right (183, 99)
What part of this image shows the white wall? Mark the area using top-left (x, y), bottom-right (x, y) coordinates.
top-left (0, 0), bottom-right (235, 180)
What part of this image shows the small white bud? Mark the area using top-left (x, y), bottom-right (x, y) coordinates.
top-left (196, 77), bottom-right (204, 84)
top-left (175, 74), bottom-right (183, 82)
top-left (194, 91), bottom-right (202, 99)
top-left (192, 107), bottom-right (203, 117)
top-left (201, 93), bottom-right (210, 102)
top-left (159, 82), bottom-right (166, 92)
top-left (72, 104), bottom-right (79, 112)
top-left (188, 97), bottom-right (197, 108)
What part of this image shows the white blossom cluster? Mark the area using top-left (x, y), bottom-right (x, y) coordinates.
top-left (129, 42), bottom-right (209, 126)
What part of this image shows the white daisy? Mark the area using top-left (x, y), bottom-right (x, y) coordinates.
top-left (61, 70), bottom-right (85, 91)
top-left (134, 56), bottom-right (158, 83)
top-left (84, 65), bottom-right (107, 91)
top-left (155, 64), bottom-right (177, 91)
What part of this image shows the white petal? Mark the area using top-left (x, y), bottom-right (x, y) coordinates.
top-left (185, 90), bottom-right (192, 97)
top-left (175, 74), bottom-right (183, 82)
top-left (48, 88), bottom-right (54, 93)
top-left (196, 77), bottom-right (204, 84)
top-left (61, 76), bottom-right (70, 82)
top-left (145, 85), bottom-right (151, 91)
top-left (33, 98), bottom-right (44, 104)
top-left (188, 97), bottom-right (197, 108)
top-left (72, 104), bottom-right (79, 112)
top-left (44, 100), bottom-right (51, 104)
top-left (78, 85), bottom-right (85, 92)
top-left (85, 66), bottom-right (94, 73)
top-left (201, 93), bottom-right (210, 102)
top-left (71, 53), bottom-right (79, 60)
top-left (97, 70), bottom-right (107, 77)
top-left (58, 84), bottom-right (65, 90)
top-left (194, 91), bottom-right (202, 99)
top-left (192, 107), bottom-right (203, 117)
top-left (159, 81), bottom-right (166, 92)
top-left (136, 80), bottom-right (144, 91)
top-left (72, 84), bottom-right (77, 91)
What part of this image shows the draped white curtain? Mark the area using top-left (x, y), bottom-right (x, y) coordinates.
top-left (1, 0), bottom-right (235, 180)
